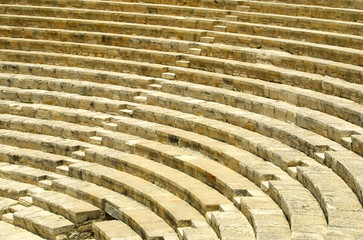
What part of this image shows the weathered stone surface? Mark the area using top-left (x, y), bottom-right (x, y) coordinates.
top-left (13, 206), bottom-right (76, 240)
top-left (0, 220), bottom-right (45, 240)
top-left (0, 0), bottom-right (362, 239)
top-left (93, 220), bottom-right (142, 240)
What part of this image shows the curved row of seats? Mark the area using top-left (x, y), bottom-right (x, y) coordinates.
top-left (0, 0), bottom-right (362, 239)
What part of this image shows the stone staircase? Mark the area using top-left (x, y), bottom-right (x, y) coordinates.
top-left (0, 0), bottom-right (362, 239)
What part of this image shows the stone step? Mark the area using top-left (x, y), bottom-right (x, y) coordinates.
top-left (297, 165), bottom-right (362, 218)
top-left (3, 3), bottom-right (360, 42)
top-left (0, 105), bottom-right (279, 197)
top-left (0, 163), bottom-right (56, 186)
top-left (188, 48), bottom-right (202, 55)
top-left (0, 197), bottom-right (17, 217)
top-left (161, 72), bottom-right (176, 80)
top-left (269, 180), bottom-right (327, 240)
top-left (92, 220), bottom-right (142, 240)
top-left (13, 205), bottom-right (76, 240)
top-left (166, 65), bottom-right (362, 124)
top-left (0, 177), bottom-right (39, 200)
top-left (225, 15), bottom-right (239, 21)
top-left (31, 190), bottom-right (103, 225)
top-left (2, 212), bottom-right (14, 224)
top-left (133, 96), bottom-right (147, 104)
top-left (239, 196), bottom-right (291, 240)
top-left (175, 60), bottom-right (190, 68)
top-left (213, 25), bottom-right (227, 31)
top-left (0, 220), bottom-right (45, 240)
top-left (0, 0), bottom-right (231, 17)
top-left (1, 47), bottom-right (360, 124)
top-left (324, 150), bottom-right (363, 204)
top-left (0, 132), bottom-right (82, 171)
top-left (352, 135), bottom-right (363, 156)
top-left (148, 84), bottom-right (162, 91)
top-left (19, 196), bottom-right (32, 206)
top-left (200, 36), bottom-right (215, 43)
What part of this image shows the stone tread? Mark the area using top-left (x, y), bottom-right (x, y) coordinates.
top-left (0, 98), bottom-right (274, 196)
top-left (0, 1), bottom-right (361, 239)
top-left (324, 150), bottom-right (363, 204)
top-left (0, 48), bottom-right (167, 78)
top-left (239, 196), bottom-right (291, 240)
top-left (31, 190), bottom-right (102, 225)
top-left (13, 205), bottom-right (76, 240)
top-left (269, 181), bottom-right (328, 239)
top-left (0, 197), bottom-right (17, 217)
top-left (0, 177), bottom-right (38, 199)
top-left (0, 132), bottom-right (83, 170)
top-left (92, 220), bottom-right (142, 240)
top-left (122, 101), bottom-right (363, 215)
top-left (297, 165), bottom-right (362, 214)
top-left (2, 37), bottom-right (363, 104)
top-left (230, 11), bottom-right (363, 35)
top-left (3, 0), bottom-right (362, 20)
top-left (0, 70), bottom-right (142, 103)
top-left (0, 162), bottom-right (64, 185)
top-left (0, 220), bottom-right (45, 240)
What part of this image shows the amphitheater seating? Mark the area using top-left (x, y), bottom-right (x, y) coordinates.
top-left (92, 220), bottom-right (142, 240)
top-left (0, 220), bottom-right (45, 240)
top-left (0, 0), bottom-right (362, 239)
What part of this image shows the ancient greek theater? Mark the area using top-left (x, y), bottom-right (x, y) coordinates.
top-left (0, 0), bottom-right (362, 239)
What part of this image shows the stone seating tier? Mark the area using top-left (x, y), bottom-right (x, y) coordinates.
top-left (0, 0), bottom-right (362, 239)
